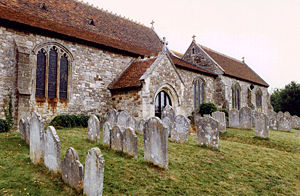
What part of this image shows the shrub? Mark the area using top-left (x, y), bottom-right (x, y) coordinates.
top-left (2, 93), bottom-right (13, 130)
top-left (199, 102), bottom-right (217, 115)
top-left (49, 114), bottom-right (90, 128)
top-left (0, 119), bottom-right (9, 133)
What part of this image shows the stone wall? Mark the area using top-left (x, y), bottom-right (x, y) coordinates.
top-left (0, 26), bottom-right (133, 123)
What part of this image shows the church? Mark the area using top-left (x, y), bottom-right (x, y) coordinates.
top-left (0, 0), bottom-right (271, 125)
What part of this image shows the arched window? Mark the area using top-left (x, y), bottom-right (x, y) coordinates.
top-left (256, 89), bottom-right (262, 108)
top-left (193, 78), bottom-right (205, 109)
top-left (34, 43), bottom-right (72, 100)
top-left (232, 83), bottom-right (241, 110)
top-left (155, 91), bottom-right (172, 118)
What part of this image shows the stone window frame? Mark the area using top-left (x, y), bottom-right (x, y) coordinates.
top-left (32, 42), bottom-right (73, 102)
top-left (193, 77), bottom-right (206, 110)
top-left (255, 88), bottom-right (263, 109)
top-left (153, 83), bottom-right (180, 113)
top-left (231, 82), bottom-right (241, 110)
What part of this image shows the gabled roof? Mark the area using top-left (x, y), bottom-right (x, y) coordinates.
top-left (109, 58), bottom-right (157, 90)
top-left (0, 0), bottom-right (162, 56)
top-left (200, 46), bottom-right (269, 87)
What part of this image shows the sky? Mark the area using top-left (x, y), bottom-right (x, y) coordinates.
top-left (84, 0), bottom-right (300, 92)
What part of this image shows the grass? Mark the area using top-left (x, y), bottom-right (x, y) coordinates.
top-left (0, 127), bottom-right (299, 195)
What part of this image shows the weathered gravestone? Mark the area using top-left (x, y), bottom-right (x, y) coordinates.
top-left (30, 112), bottom-right (45, 164)
top-left (162, 117), bottom-right (173, 137)
top-left (291, 115), bottom-right (300, 129)
top-left (255, 113), bottom-right (269, 139)
top-left (136, 119), bottom-right (145, 135)
top-left (44, 126), bottom-right (61, 173)
top-left (171, 115), bottom-right (189, 143)
top-left (229, 109), bottom-right (239, 128)
top-left (62, 147), bottom-right (84, 192)
top-left (251, 110), bottom-right (258, 128)
top-left (144, 117), bottom-right (168, 169)
top-left (123, 128), bottom-right (138, 158)
top-left (19, 118), bottom-right (26, 140)
top-left (239, 107), bottom-right (252, 129)
top-left (88, 115), bottom-right (100, 142)
top-left (24, 117), bottom-right (31, 145)
top-left (127, 116), bottom-right (136, 130)
top-left (105, 109), bottom-right (118, 127)
top-left (278, 112), bottom-right (291, 131)
top-left (102, 121), bottom-right (111, 147)
top-left (161, 105), bottom-right (175, 123)
top-left (117, 111), bottom-right (129, 129)
top-left (277, 111), bottom-right (284, 122)
top-left (212, 111), bottom-right (226, 133)
top-left (197, 117), bottom-right (219, 149)
top-left (110, 125), bottom-right (123, 151)
top-left (84, 147), bottom-right (105, 196)
top-left (268, 111), bottom-right (278, 130)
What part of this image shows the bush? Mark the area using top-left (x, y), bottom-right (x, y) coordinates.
top-left (0, 119), bottom-right (9, 133)
top-left (49, 114), bottom-right (91, 128)
top-left (2, 93), bottom-right (13, 130)
top-left (199, 102), bottom-right (217, 115)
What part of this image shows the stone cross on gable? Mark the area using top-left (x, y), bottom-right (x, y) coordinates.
top-left (151, 20), bottom-right (155, 29)
top-left (192, 35), bottom-right (196, 42)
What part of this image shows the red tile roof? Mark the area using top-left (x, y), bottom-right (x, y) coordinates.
top-left (110, 58), bottom-right (157, 90)
top-left (0, 0), bottom-right (162, 56)
top-left (201, 46), bottom-right (269, 87)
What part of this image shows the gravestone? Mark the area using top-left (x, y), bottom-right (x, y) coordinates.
top-left (278, 112), bottom-right (291, 131)
top-left (127, 116), bottom-right (136, 130)
top-left (251, 110), bottom-right (258, 128)
top-left (24, 117), bottom-right (31, 145)
top-left (171, 115), bottom-right (189, 143)
top-left (105, 109), bottom-right (118, 127)
top-left (268, 111), bottom-right (278, 130)
top-left (277, 111), bottom-right (284, 122)
top-left (19, 118), bottom-right (26, 140)
top-left (161, 105), bottom-right (175, 123)
top-left (197, 116), bottom-right (219, 149)
top-left (229, 109), bottom-right (239, 128)
top-left (62, 147), bottom-right (84, 192)
top-left (144, 117), bottom-right (168, 169)
top-left (110, 125), bottom-right (123, 151)
top-left (102, 121), bottom-right (111, 147)
top-left (162, 117), bottom-right (173, 137)
top-left (117, 111), bottom-right (129, 129)
top-left (88, 115), bottom-right (100, 142)
top-left (136, 119), bottom-right (145, 135)
top-left (84, 147), bottom-right (105, 196)
top-left (291, 115), bottom-right (300, 129)
top-left (239, 107), bottom-right (252, 129)
top-left (212, 111), bottom-right (226, 133)
top-left (123, 128), bottom-right (138, 158)
top-left (44, 126), bottom-right (61, 173)
top-left (30, 112), bottom-right (45, 164)
top-left (255, 113), bottom-right (269, 138)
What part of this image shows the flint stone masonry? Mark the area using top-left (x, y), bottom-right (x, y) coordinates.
top-left (144, 117), bottom-right (168, 169)
top-left (212, 111), bottom-right (226, 133)
top-left (239, 107), bottom-right (252, 129)
top-left (62, 147), bottom-right (84, 192)
top-left (278, 112), bottom-right (291, 131)
top-left (291, 115), bottom-right (300, 129)
top-left (268, 111), bottom-right (277, 130)
top-left (102, 122), bottom-right (111, 147)
top-left (171, 115), bottom-right (189, 143)
top-left (105, 109), bottom-right (118, 127)
top-left (117, 111), bottom-right (129, 129)
top-left (136, 119), bottom-right (145, 135)
top-left (255, 113), bottom-right (269, 138)
top-left (30, 112), bottom-right (44, 164)
top-left (88, 115), bottom-right (100, 142)
top-left (84, 147), bottom-right (105, 196)
top-left (44, 126), bottom-right (61, 173)
top-left (229, 109), bottom-right (239, 128)
top-left (123, 128), bottom-right (138, 158)
top-left (197, 116), bottom-right (219, 149)
top-left (162, 117), bottom-right (173, 137)
top-left (110, 125), bottom-right (123, 151)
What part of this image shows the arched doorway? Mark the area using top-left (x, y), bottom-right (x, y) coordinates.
top-left (155, 90), bottom-right (172, 118)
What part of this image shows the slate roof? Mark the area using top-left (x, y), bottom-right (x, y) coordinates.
top-left (0, 0), bottom-right (162, 56)
top-left (201, 46), bottom-right (269, 87)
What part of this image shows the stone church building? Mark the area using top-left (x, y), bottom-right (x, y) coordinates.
top-left (0, 0), bottom-right (271, 125)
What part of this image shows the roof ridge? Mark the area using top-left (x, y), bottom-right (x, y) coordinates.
top-left (199, 44), bottom-right (244, 64)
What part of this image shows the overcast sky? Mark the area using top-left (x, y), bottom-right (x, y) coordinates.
top-left (85, 0), bottom-right (300, 91)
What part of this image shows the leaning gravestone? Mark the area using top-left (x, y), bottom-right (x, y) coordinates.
top-left (268, 111), bottom-right (278, 130)
top-left (229, 109), bottom-right (239, 128)
top-left (84, 147), bottom-right (105, 196)
top-left (110, 125), bottom-right (123, 151)
top-left (123, 128), bottom-right (138, 158)
top-left (136, 119), bottom-right (145, 135)
top-left (197, 116), bottom-right (219, 149)
top-left (171, 115), bottom-right (189, 143)
top-left (117, 111), bottom-right (129, 129)
top-left (102, 121), bottom-right (111, 147)
top-left (212, 111), bottom-right (226, 133)
top-left (278, 112), bottom-right (292, 131)
top-left (162, 117), bottom-right (173, 137)
top-left (30, 112), bottom-right (45, 164)
top-left (144, 117), bottom-right (168, 169)
top-left (105, 109), bottom-right (118, 127)
top-left (291, 115), bottom-right (300, 129)
top-left (239, 107), bottom-right (252, 129)
top-left (19, 118), bottom-right (26, 140)
top-left (62, 147), bottom-right (84, 192)
top-left (88, 115), bottom-right (100, 142)
top-left (255, 113), bottom-right (269, 139)
top-left (44, 126), bottom-right (61, 173)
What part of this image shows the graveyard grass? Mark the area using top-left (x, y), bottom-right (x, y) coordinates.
top-left (0, 128), bottom-right (300, 195)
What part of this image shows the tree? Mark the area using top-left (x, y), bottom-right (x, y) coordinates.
top-left (271, 81), bottom-right (300, 116)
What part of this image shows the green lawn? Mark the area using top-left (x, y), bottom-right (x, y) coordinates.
top-left (0, 128), bottom-right (299, 195)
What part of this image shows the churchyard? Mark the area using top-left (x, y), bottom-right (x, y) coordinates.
top-left (0, 110), bottom-right (300, 195)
